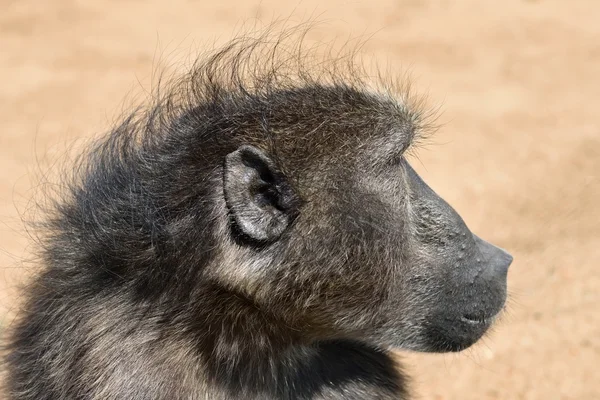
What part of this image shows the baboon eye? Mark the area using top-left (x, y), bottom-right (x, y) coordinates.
top-left (387, 153), bottom-right (405, 167)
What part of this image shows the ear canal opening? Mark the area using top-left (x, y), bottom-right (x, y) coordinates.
top-left (223, 145), bottom-right (300, 244)
top-left (252, 185), bottom-right (281, 209)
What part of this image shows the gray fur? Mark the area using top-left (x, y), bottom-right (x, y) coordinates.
top-left (2, 27), bottom-right (512, 399)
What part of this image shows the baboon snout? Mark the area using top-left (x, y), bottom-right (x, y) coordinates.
top-left (474, 234), bottom-right (513, 279)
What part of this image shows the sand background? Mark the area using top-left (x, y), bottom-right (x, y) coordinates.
top-left (1, 1), bottom-right (599, 399)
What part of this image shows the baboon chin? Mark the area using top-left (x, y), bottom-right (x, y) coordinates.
top-left (4, 28), bottom-right (512, 400)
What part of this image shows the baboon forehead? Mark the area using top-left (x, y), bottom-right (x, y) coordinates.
top-left (226, 85), bottom-right (420, 165)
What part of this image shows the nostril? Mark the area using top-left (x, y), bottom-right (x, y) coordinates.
top-left (472, 234), bottom-right (513, 272)
top-left (496, 248), bottom-right (513, 271)
top-left (505, 252), bottom-right (514, 267)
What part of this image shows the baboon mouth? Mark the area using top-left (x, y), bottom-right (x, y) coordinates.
top-left (460, 311), bottom-right (501, 326)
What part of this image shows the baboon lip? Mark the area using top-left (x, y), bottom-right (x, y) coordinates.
top-left (460, 310), bottom-right (501, 326)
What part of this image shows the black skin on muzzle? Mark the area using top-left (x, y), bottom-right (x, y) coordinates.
top-left (402, 160), bottom-right (512, 351)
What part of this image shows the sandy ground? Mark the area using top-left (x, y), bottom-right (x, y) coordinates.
top-left (1, 0), bottom-right (599, 399)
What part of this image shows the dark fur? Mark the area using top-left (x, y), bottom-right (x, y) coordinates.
top-left (3, 28), bottom-right (512, 399)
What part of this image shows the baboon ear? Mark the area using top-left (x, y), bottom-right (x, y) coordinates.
top-left (223, 145), bottom-right (299, 243)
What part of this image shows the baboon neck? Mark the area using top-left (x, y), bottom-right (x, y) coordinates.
top-left (188, 284), bottom-right (313, 395)
top-left (178, 285), bottom-right (408, 398)
top-left (183, 285), bottom-right (406, 398)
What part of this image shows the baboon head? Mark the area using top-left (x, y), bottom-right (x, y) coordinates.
top-left (163, 36), bottom-right (514, 354)
top-left (215, 88), bottom-right (512, 353)
top-left (37, 32), bottom-right (512, 358)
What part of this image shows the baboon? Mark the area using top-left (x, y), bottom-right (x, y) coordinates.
top-left (3, 29), bottom-right (513, 399)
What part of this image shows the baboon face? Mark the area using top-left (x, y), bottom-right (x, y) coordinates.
top-left (219, 87), bottom-right (512, 353)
